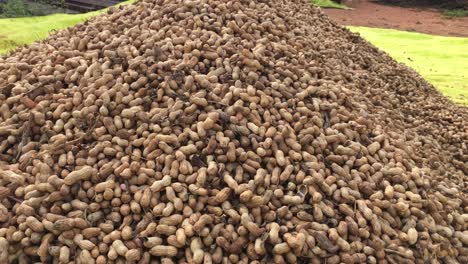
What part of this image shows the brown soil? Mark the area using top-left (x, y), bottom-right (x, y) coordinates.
top-left (324, 0), bottom-right (468, 37)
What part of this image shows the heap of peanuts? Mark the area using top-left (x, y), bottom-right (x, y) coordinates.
top-left (0, 0), bottom-right (466, 263)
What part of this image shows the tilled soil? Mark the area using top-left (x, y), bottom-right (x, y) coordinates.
top-left (324, 0), bottom-right (468, 37)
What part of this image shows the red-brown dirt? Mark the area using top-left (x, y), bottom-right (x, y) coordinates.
top-left (323, 0), bottom-right (468, 37)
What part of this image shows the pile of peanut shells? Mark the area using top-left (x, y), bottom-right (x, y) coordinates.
top-left (0, 0), bottom-right (466, 263)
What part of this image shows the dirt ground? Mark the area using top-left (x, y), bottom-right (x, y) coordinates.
top-left (324, 0), bottom-right (468, 37)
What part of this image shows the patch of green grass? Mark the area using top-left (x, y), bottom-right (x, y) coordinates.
top-left (0, 14), bottom-right (93, 53)
top-left (0, 0), bottom-right (135, 54)
top-left (349, 26), bottom-right (468, 105)
top-left (311, 0), bottom-right (349, 9)
top-left (443, 9), bottom-right (468, 17)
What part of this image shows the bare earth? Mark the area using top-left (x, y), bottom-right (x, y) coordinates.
top-left (323, 0), bottom-right (468, 37)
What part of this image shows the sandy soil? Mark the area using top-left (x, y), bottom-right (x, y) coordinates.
top-left (323, 0), bottom-right (468, 37)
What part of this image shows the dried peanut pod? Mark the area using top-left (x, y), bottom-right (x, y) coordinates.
top-left (125, 249), bottom-right (141, 262)
top-left (144, 237), bottom-right (163, 248)
top-left (38, 233), bottom-right (54, 261)
top-left (0, 170), bottom-right (25, 185)
top-left (59, 246), bottom-right (70, 264)
top-left (150, 175), bottom-right (172, 192)
top-left (82, 227), bottom-right (101, 239)
top-left (214, 187), bottom-right (231, 203)
top-left (54, 218), bottom-right (75, 231)
top-left (0, 187), bottom-right (10, 199)
top-left (112, 240), bottom-right (128, 256)
top-left (407, 228), bottom-right (418, 245)
top-left (149, 245), bottom-right (178, 257)
top-left (78, 249), bottom-right (95, 264)
top-left (367, 142), bottom-right (380, 155)
top-left (0, 204), bottom-right (8, 223)
top-left (269, 223), bottom-right (280, 244)
top-left (25, 216), bottom-right (44, 233)
top-left (64, 166), bottom-right (94, 185)
top-left (0, 237), bottom-right (8, 263)
top-left (273, 243), bottom-right (290, 254)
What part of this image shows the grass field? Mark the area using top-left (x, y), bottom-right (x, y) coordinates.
top-left (311, 0), bottom-right (349, 9)
top-left (349, 27), bottom-right (468, 104)
top-left (0, 13), bottom-right (96, 53)
top-left (0, 1), bottom-right (466, 104)
top-left (0, 0), bottom-right (135, 54)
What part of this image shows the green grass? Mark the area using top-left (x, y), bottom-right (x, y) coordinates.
top-left (0, 0), bottom-right (135, 54)
top-left (0, 14), bottom-right (94, 53)
top-left (349, 27), bottom-right (468, 105)
top-left (311, 0), bottom-right (349, 9)
top-left (443, 9), bottom-right (468, 17)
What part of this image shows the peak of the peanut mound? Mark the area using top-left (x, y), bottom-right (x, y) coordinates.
top-left (0, 0), bottom-right (466, 263)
